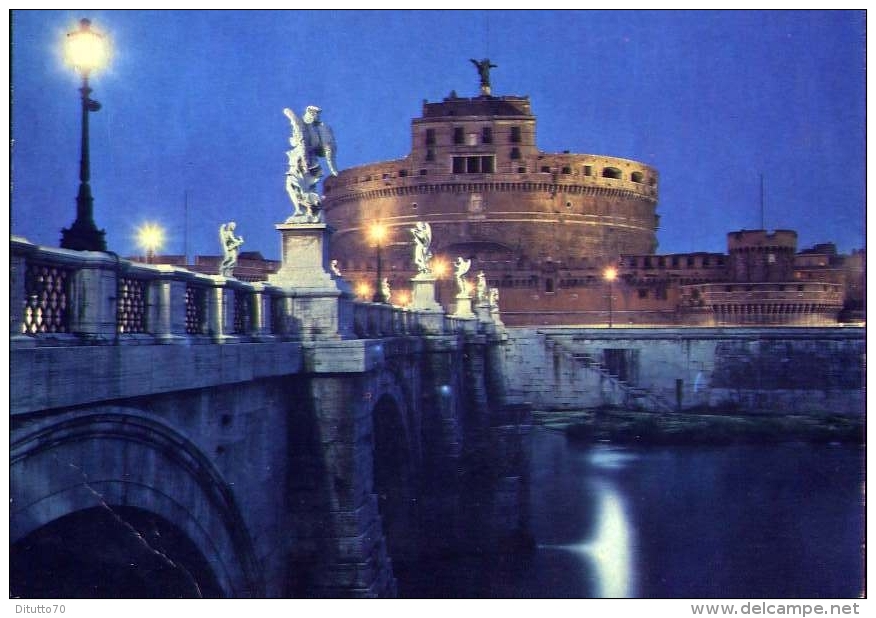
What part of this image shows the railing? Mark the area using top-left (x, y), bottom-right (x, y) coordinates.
top-left (11, 236), bottom-right (496, 346)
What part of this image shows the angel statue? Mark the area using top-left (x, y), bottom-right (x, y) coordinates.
top-left (283, 105), bottom-right (338, 223)
top-left (454, 256), bottom-right (472, 296)
top-left (381, 278), bottom-right (392, 304)
top-left (219, 221), bottom-right (244, 277)
top-left (411, 221), bottom-right (433, 275)
top-left (476, 271), bottom-right (488, 304)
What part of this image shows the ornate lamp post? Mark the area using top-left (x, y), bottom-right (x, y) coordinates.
top-left (604, 266), bottom-right (617, 328)
top-left (60, 18), bottom-right (111, 251)
top-left (369, 223), bottom-right (388, 303)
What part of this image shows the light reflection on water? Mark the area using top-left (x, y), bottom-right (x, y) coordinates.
top-left (541, 483), bottom-right (635, 598)
top-left (540, 444), bottom-right (638, 598)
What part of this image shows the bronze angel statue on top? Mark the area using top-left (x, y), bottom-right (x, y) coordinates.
top-left (283, 105), bottom-right (338, 223)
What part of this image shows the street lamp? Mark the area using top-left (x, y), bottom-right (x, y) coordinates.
top-left (136, 223), bottom-right (165, 264)
top-left (603, 266), bottom-right (617, 328)
top-left (60, 18), bottom-right (111, 252)
top-left (432, 256), bottom-right (449, 304)
top-left (369, 222), bottom-right (388, 303)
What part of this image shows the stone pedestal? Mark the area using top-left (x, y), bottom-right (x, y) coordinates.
top-left (410, 274), bottom-right (442, 312)
top-left (474, 302), bottom-right (492, 324)
top-left (452, 293), bottom-right (474, 318)
top-left (268, 223), bottom-right (345, 292)
top-left (267, 223), bottom-right (353, 339)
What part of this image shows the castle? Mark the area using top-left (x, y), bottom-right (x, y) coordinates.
top-left (318, 76), bottom-right (862, 326)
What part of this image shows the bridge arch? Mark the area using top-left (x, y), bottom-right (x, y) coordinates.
top-left (10, 409), bottom-right (264, 598)
top-left (370, 391), bottom-right (420, 573)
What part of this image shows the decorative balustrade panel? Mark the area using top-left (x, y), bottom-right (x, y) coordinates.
top-left (117, 276), bottom-right (148, 334)
top-left (233, 291), bottom-right (252, 335)
top-left (22, 262), bottom-right (72, 334)
top-left (185, 284), bottom-right (208, 335)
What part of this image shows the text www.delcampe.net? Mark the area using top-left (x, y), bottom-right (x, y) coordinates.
top-left (692, 603), bottom-right (861, 616)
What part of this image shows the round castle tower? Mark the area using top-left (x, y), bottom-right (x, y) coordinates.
top-left (323, 87), bottom-right (659, 283)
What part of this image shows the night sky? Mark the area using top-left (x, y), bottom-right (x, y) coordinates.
top-left (10, 10), bottom-right (866, 261)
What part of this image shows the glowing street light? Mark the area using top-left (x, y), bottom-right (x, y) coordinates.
top-left (432, 256), bottom-right (449, 304)
top-left (369, 222), bottom-right (389, 303)
top-left (136, 223), bottom-right (165, 263)
top-left (60, 18), bottom-right (112, 252)
top-left (356, 281), bottom-right (373, 300)
top-left (604, 266), bottom-right (618, 328)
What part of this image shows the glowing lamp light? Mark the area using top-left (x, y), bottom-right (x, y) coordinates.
top-left (395, 290), bottom-right (411, 307)
top-left (356, 282), bottom-right (373, 299)
top-left (432, 258), bottom-right (449, 278)
top-left (603, 266), bottom-right (618, 282)
top-left (136, 222), bottom-right (165, 258)
top-left (368, 222), bottom-right (387, 245)
top-left (64, 18), bottom-right (111, 76)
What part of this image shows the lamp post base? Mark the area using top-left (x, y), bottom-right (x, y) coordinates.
top-left (60, 221), bottom-right (106, 252)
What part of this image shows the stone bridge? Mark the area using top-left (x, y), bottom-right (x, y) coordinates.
top-left (9, 234), bottom-right (530, 598)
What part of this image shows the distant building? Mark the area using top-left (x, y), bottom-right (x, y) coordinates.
top-left (127, 251), bottom-right (279, 283)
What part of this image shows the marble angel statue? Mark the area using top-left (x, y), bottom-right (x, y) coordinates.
top-left (283, 105), bottom-right (338, 223)
top-left (411, 221), bottom-right (433, 275)
top-left (454, 256), bottom-right (472, 296)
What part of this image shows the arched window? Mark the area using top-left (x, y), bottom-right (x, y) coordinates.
top-left (602, 167), bottom-right (622, 179)
top-left (631, 171), bottom-right (644, 183)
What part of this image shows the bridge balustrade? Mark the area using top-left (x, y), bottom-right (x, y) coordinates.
top-left (10, 237), bottom-right (298, 345)
top-left (12, 236), bottom-right (494, 346)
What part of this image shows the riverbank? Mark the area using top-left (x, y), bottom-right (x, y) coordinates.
top-left (535, 408), bottom-right (864, 445)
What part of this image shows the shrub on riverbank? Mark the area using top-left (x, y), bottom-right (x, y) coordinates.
top-left (561, 408), bottom-right (863, 445)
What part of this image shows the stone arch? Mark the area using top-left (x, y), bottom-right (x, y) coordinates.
top-left (370, 390), bottom-right (420, 576)
top-left (11, 505), bottom-right (222, 598)
top-left (10, 410), bottom-right (264, 597)
top-left (602, 166), bottom-right (623, 179)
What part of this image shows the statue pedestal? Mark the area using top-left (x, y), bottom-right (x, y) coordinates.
top-left (452, 293), bottom-right (474, 318)
top-left (474, 302), bottom-right (493, 323)
top-left (267, 222), bottom-right (352, 339)
top-left (410, 274), bottom-right (442, 312)
top-left (268, 223), bottom-right (343, 291)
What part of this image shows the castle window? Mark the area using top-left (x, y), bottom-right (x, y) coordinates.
top-left (425, 128), bottom-right (435, 146)
top-left (703, 256), bottom-right (711, 266)
top-left (545, 278), bottom-right (555, 293)
top-left (510, 147), bottom-right (521, 160)
top-left (671, 256), bottom-right (680, 268)
top-left (426, 149), bottom-right (435, 161)
top-left (453, 155), bottom-right (495, 174)
top-left (482, 126), bottom-right (493, 144)
top-left (510, 126), bottom-right (521, 143)
top-left (419, 169), bottom-right (428, 176)
top-left (584, 165), bottom-right (592, 176)
top-left (631, 171), bottom-right (644, 183)
top-left (399, 169), bottom-right (408, 177)
top-left (541, 166), bottom-right (551, 173)
top-left (687, 256), bottom-right (695, 267)
top-left (561, 166), bottom-right (572, 175)
top-left (602, 167), bottom-right (622, 179)
top-left (453, 127), bottom-right (464, 144)
top-left (467, 133), bottom-right (478, 146)
top-left (517, 166), bottom-right (526, 173)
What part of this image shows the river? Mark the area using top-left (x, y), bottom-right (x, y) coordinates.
top-left (397, 425), bottom-right (865, 598)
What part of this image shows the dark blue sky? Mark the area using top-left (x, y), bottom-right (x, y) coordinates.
top-left (10, 10), bottom-right (866, 260)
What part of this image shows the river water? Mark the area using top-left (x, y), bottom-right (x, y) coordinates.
top-left (398, 426), bottom-right (865, 599)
